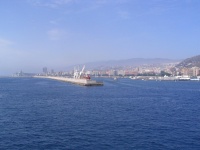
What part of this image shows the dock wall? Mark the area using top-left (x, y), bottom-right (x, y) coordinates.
top-left (34, 76), bottom-right (103, 86)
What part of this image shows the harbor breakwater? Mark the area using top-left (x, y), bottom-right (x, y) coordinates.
top-left (34, 76), bottom-right (103, 86)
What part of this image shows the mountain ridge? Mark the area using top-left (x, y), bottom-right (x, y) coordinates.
top-left (66, 58), bottom-right (181, 70)
top-left (176, 55), bottom-right (200, 68)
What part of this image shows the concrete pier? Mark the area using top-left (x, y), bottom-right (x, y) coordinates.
top-left (35, 76), bottom-right (103, 86)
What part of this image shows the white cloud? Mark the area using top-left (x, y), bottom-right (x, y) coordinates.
top-left (49, 20), bottom-right (59, 25)
top-left (0, 38), bottom-right (12, 47)
top-left (118, 11), bottom-right (130, 19)
top-left (28, 0), bottom-right (130, 9)
top-left (53, 0), bottom-right (73, 5)
top-left (95, 0), bottom-right (130, 5)
top-left (28, 0), bottom-right (75, 8)
top-left (47, 29), bottom-right (66, 40)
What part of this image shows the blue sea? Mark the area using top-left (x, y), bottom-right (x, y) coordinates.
top-left (0, 77), bottom-right (200, 150)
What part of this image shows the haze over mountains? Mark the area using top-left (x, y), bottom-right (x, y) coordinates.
top-left (68, 58), bottom-right (181, 70)
top-left (79, 54), bottom-right (200, 71)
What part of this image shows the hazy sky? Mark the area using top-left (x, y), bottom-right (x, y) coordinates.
top-left (0, 0), bottom-right (200, 74)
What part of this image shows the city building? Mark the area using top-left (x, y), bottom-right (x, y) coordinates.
top-left (43, 67), bottom-right (48, 74)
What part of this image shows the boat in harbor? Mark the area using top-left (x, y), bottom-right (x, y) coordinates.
top-left (113, 77), bottom-right (118, 80)
top-left (190, 78), bottom-right (200, 81)
top-left (177, 76), bottom-right (199, 81)
top-left (178, 77), bottom-right (190, 81)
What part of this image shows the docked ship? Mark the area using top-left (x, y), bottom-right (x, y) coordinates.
top-left (35, 65), bottom-right (103, 86)
top-left (178, 76), bottom-right (190, 81)
top-left (73, 65), bottom-right (91, 80)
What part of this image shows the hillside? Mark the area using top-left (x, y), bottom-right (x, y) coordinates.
top-left (66, 58), bottom-right (180, 70)
top-left (176, 55), bottom-right (200, 68)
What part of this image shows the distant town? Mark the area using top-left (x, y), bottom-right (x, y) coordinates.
top-left (13, 57), bottom-right (200, 81)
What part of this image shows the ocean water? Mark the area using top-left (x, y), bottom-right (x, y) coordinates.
top-left (0, 77), bottom-right (200, 150)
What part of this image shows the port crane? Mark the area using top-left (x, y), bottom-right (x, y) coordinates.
top-left (79, 65), bottom-right (85, 78)
top-left (74, 65), bottom-right (88, 79)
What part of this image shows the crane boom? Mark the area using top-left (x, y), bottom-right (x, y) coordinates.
top-left (79, 65), bottom-right (85, 77)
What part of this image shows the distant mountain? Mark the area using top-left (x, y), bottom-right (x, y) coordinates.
top-left (176, 55), bottom-right (200, 68)
top-left (67, 58), bottom-right (180, 70)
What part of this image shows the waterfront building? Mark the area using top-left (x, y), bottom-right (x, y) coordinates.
top-left (118, 70), bottom-right (125, 76)
top-left (192, 67), bottom-right (200, 76)
top-left (108, 70), bottom-right (118, 76)
top-left (43, 67), bottom-right (48, 74)
top-left (51, 69), bottom-right (54, 74)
